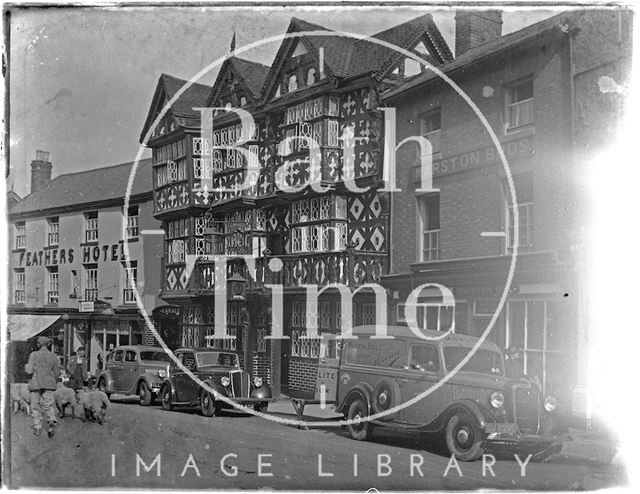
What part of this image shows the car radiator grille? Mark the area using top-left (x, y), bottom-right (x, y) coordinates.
top-left (230, 371), bottom-right (250, 398)
top-left (513, 385), bottom-right (540, 434)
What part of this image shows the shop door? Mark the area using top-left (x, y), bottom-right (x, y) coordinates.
top-left (280, 327), bottom-right (292, 389)
top-left (315, 334), bottom-right (340, 402)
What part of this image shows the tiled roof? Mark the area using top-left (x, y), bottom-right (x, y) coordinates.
top-left (140, 74), bottom-right (211, 142)
top-left (260, 15), bottom-right (452, 98)
top-left (9, 158), bottom-right (153, 217)
top-left (159, 73), bottom-right (211, 119)
top-left (228, 57), bottom-right (271, 99)
top-left (383, 11), bottom-right (577, 100)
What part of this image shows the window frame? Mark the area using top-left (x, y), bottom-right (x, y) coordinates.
top-left (47, 217), bottom-right (59, 247)
top-left (84, 211), bottom-right (99, 243)
top-left (14, 269), bottom-right (25, 304)
top-left (15, 222), bottom-right (26, 250)
top-left (47, 266), bottom-right (59, 305)
top-left (417, 194), bottom-right (440, 262)
top-left (84, 264), bottom-right (98, 301)
top-left (505, 77), bottom-right (534, 132)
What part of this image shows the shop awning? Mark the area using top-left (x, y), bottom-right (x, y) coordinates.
top-left (7, 314), bottom-right (62, 341)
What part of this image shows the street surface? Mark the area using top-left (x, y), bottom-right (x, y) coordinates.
top-left (7, 395), bottom-right (626, 490)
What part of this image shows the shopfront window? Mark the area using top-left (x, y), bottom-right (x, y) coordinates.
top-left (507, 300), bottom-right (562, 394)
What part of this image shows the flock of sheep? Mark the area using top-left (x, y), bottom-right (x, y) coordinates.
top-left (10, 382), bottom-right (110, 424)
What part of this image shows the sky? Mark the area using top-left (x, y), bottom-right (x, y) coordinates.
top-left (7, 5), bottom-right (558, 198)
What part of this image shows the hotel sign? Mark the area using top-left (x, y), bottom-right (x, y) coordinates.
top-left (17, 242), bottom-right (130, 268)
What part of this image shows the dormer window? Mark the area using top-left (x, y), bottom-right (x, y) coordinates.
top-left (307, 68), bottom-right (316, 85)
top-left (288, 74), bottom-right (298, 93)
top-left (240, 96), bottom-right (247, 107)
top-left (225, 102), bottom-right (232, 110)
top-left (275, 85), bottom-right (281, 98)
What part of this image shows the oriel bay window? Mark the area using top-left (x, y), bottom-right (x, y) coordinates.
top-left (281, 96), bottom-right (340, 155)
top-left (166, 218), bottom-right (189, 264)
top-left (289, 195), bottom-right (347, 254)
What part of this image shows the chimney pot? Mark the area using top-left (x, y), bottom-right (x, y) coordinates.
top-left (30, 150), bottom-right (53, 194)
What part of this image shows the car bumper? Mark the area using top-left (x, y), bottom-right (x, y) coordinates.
top-left (485, 431), bottom-right (573, 445)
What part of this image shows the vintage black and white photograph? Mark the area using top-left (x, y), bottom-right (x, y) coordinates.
top-left (1, 0), bottom-right (635, 490)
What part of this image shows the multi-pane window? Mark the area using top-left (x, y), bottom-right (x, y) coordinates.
top-left (291, 330), bottom-right (321, 358)
top-left (419, 109), bottom-right (441, 156)
top-left (418, 194), bottom-right (440, 261)
top-left (15, 223), bottom-right (26, 249)
top-left (506, 173), bottom-right (534, 252)
top-left (507, 300), bottom-right (562, 394)
top-left (14, 269), bottom-right (25, 304)
top-left (506, 77), bottom-right (534, 130)
top-left (84, 212), bottom-right (98, 242)
top-left (47, 217), bottom-right (59, 246)
top-left (256, 328), bottom-right (268, 353)
top-left (47, 266), bottom-right (59, 305)
top-left (125, 205), bottom-right (139, 239)
top-left (84, 264), bottom-right (98, 301)
top-left (327, 120), bottom-right (339, 147)
top-left (289, 196), bottom-right (347, 254)
top-left (166, 218), bottom-right (189, 264)
top-left (123, 261), bottom-right (138, 304)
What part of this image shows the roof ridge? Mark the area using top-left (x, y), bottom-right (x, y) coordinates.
top-left (370, 12), bottom-right (433, 41)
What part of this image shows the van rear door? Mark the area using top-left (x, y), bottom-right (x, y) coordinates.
top-left (315, 334), bottom-right (340, 403)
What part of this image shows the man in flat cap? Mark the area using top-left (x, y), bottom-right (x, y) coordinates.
top-left (25, 336), bottom-right (60, 437)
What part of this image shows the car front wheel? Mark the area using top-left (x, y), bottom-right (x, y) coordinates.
top-left (445, 411), bottom-right (486, 461)
top-left (201, 392), bottom-right (218, 417)
top-left (347, 398), bottom-right (373, 441)
top-left (160, 385), bottom-right (173, 411)
top-left (139, 382), bottom-right (153, 406)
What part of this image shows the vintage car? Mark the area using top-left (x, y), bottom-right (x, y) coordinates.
top-left (96, 345), bottom-right (171, 405)
top-left (334, 326), bottom-right (570, 461)
top-left (159, 348), bottom-right (272, 416)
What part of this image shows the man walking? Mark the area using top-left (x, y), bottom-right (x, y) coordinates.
top-left (25, 336), bottom-right (60, 437)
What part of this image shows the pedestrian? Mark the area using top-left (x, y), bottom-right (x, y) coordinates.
top-left (67, 346), bottom-right (89, 391)
top-left (25, 336), bottom-right (60, 437)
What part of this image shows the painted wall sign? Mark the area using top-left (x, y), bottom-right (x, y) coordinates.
top-left (18, 243), bottom-right (130, 267)
top-left (429, 135), bottom-right (534, 178)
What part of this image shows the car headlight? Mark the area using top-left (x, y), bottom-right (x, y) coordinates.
top-left (158, 369), bottom-right (166, 378)
top-left (221, 376), bottom-right (230, 387)
top-left (544, 395), bottom-right (557, 412)
top-left (490, 391), bottom-right (504, 409)
top-left (253, 377), bottom-right (263, 387)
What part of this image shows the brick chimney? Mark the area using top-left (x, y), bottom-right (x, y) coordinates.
top-left (30, 150), bottom-right (52, 194)
top-left (31, 151), bottom-right (53, 193)
top-left (455, 11), bottom-right (503, 57)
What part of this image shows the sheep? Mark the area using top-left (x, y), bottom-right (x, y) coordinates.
top-left (53, 382), bottom-right (78, 418)
top-left (10, 383), bottom-right (30, 415)
top-left (76, 388), bottom-right (109, 424)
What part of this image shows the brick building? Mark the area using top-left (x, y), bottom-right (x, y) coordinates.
top-left (7, 152), bottom-right (164, 377)
top-left (141, 15), bottom-right (452, 395)
top-left (381, 10), bottom-right (631, 417)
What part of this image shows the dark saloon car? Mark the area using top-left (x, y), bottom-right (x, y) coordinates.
top-left (96, 345), bottom-right (171, 405)
top-left (159, 348), bottom-right (272, 416)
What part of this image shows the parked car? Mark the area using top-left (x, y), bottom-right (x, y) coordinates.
top-left (333, 325), bottom-right (570, 461)
top-left (159, 348), bottom-right (272, 416)
top-left (96, 345), bottom-right (171, 405)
